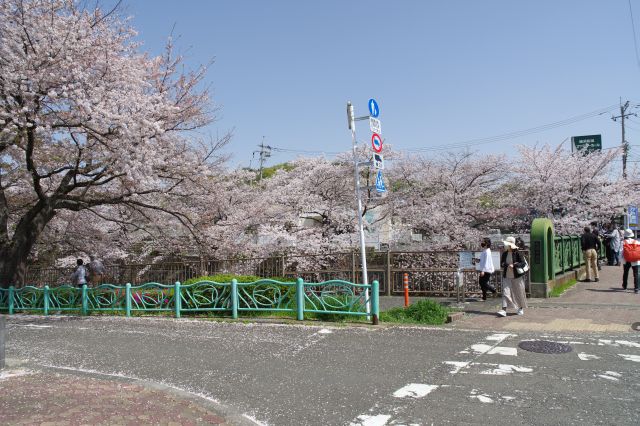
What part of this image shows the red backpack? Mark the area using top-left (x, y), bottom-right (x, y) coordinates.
top-left (623, 239), bottom-right (640, 263)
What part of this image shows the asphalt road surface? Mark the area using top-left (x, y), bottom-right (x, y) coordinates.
top-left (3, 315), bottom-right (639, 425)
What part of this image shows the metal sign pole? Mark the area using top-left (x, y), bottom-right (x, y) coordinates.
top-left (347, 101), bottom-right (370, 317)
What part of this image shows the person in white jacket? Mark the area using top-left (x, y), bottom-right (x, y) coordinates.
top-left (476, 238), bottom-right (497, 301)
top-left (622, 229), bottom-right (639, 294)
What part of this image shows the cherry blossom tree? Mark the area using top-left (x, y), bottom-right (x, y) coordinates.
top-left (387, 151), bottom-right (510, 248)
top-left (512, 144), bottom-right (631, 234)
top-left (0, 0), bottom-right (227, 286)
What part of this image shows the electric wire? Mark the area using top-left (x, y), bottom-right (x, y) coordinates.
top-left (403, 104), bottom-right (618, 153)
top-left (629, 0), bottom-right (640, 72)
top-left (266, 104), bottom-right (622, 157)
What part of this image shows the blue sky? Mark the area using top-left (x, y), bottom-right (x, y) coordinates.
top-left (112, 1), bottom-right (640, 168)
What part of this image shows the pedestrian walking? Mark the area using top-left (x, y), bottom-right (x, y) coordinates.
top-left (621, 229), bottom-right (639, 294)
top-left (87, 255), bottom-right (105, 285)
top-left (592, 227), bottom-right (603, 271)
top-left (580, 226), bottom-right (600, 282)
top-left (476, 238), bottom-right (497, 301)
top-left (497, 236), bottom-right (528, 317)
top-left (608, 224), bottom-right (622, 266)
top-left (70, 259), bottom-right (87, 287)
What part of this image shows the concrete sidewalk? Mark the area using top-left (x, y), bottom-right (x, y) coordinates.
top-left (451, 264), bottom-right (640, 333)
top-left (0, 363), bottom-right (253, 426)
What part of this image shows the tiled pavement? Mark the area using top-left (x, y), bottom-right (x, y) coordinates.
top-left (0, 368), bottom-right (233, 426)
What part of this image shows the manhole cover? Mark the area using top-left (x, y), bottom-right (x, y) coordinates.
top-left (518, 340), bottom-right (572, 354)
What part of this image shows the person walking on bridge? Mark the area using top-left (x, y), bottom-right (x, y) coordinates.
top-left (497, 237), bottom-right (528, 317)
top-left (580, 226), bottom-right (600, 282)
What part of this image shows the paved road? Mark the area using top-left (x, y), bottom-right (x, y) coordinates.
top-left (3, 314), bottom-right (639, 425)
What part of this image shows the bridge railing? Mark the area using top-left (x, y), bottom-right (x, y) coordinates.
top-left (553, 235), bottom-right (607, 276)
top-left (0, 279), bottom-right (380, 324)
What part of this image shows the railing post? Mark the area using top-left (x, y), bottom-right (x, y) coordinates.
top-left (43, 285), bottom-right (49, 316)
top-left (231, 279), bottom-right (238, 319)
top-left (82, 284), bottom-right (88, 316)
top-left (8, 286), bottom-right (14, 315)
top-left (403, 273), bottom-right (409, 307)
top-left (125, 283), bottom-right (131, 317)
top-left (296, 278), bottom-right (304, 321)
top-left (386, 250), bottom-right (392, 296)
top-left (174, 281), bottom-right (181, 318)
top-left (372, 280), bottom-right (380, 325)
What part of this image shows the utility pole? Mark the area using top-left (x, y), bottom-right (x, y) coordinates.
top-left (253, 136), bottom-right (271, 181)
top-left (611, 100), bottom-right (637, 178)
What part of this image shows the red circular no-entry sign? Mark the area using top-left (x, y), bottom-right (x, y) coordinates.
top-left (371, 133), bottom-right (383, 153)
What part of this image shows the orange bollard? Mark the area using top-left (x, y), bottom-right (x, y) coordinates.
top-left (403, 273), bottom-right (409, 307)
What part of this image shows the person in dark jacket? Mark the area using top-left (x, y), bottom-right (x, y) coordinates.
top-left (581, 226), bottom-right (600, 282)
top-left (497, 237), bottom-right (528, 317)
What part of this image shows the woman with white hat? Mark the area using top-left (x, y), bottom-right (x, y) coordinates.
top-left (622, 229), bottom-right (639, 293)
top-left (497, 236), bottom-right (528, 317)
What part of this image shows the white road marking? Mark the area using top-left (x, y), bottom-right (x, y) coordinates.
top-left (479, 364), bottom-right (533, 375)
top-left (350, 414), bottom-right (391, 426)
top-left (0, 369), bottom-right (33, 380)
top-left (618, 354), bottom-right (640, 362)
top-left (596, 374), bottom-right (620, 381)
top-left (577, 353), bottom-right (600, 361)
top-left (615, 340), bottom-right (640, 348)
top-left (488, 346), bottom-right (518, 356)
top-left (474, 394), bottom-right (494, 403)
top-left (317, 328), bottom-right (333, 334)
top-left (470, 344), bottom-right (493, 354)
top-left (468, 344), bottom-right (517, 356)
top-left (393, 384), bottom-right (438, 399)
top-left (486, 333), bottom-right (516, 341)
top-left (15, 324), bottom-right (52, 328)
top-left (444, 361), bottom-right (471, 374)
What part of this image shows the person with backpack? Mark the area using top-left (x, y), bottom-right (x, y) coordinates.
top-left (622, 229), bottom-right (639, 294)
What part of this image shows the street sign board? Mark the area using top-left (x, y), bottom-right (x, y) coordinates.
top-left (628, 205), bottom-right (639, 230)
top-left (373, 153), bottom-right (384, 169)
top-left (371, 133), bottom-right (383, 153)
top-left (369, 117), bottom-right (381, 134)
top-left (368, 98), bottom-right (380, 118)
top-left (571, 135), bottom-right (602, 153)
top-left (375, 170), bottom-right (386, 192)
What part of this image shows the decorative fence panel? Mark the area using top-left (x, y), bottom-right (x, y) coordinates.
top-left (0, 279), bottom-right (380, 324)
top-left (23, 249), bottom-right (534, 297)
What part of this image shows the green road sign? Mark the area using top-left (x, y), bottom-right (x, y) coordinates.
top-left (571, 135), bottom-right (602, 153)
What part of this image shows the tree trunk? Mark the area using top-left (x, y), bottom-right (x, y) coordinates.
top-left (0, 201), bottom-right (55, 288)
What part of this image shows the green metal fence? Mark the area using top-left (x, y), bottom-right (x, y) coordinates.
top-left (0, 278), bottom-right (380, 324)
top-left (552, 235), bottom-right (606, 276)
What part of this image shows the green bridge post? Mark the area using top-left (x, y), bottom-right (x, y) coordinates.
top-left (530, 218), bottom-right (555, 297)
top-left (372, 280), bottom-right (379, 325)
top-left (125, 283), bottom-right (131, 317)
top-left (8, 286), bottom-right (14, 315)
top-left (296, 278), bottom-right (304, 321)
top-left (174, 281), bottom-right (181, 318)
top-left (81, 285), bottom-right (88, 316)
top-left (43, 285), bottom-right (49, 316)
top-left (231, 279), bottom-right (238, 319)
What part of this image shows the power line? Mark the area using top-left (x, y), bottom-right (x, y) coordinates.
top-left (270, 147), bottom-right (342, 156)
top-left (404, 105), bottom-right (618, 153)
top-left (629, 0), bottom-right (640, 72)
